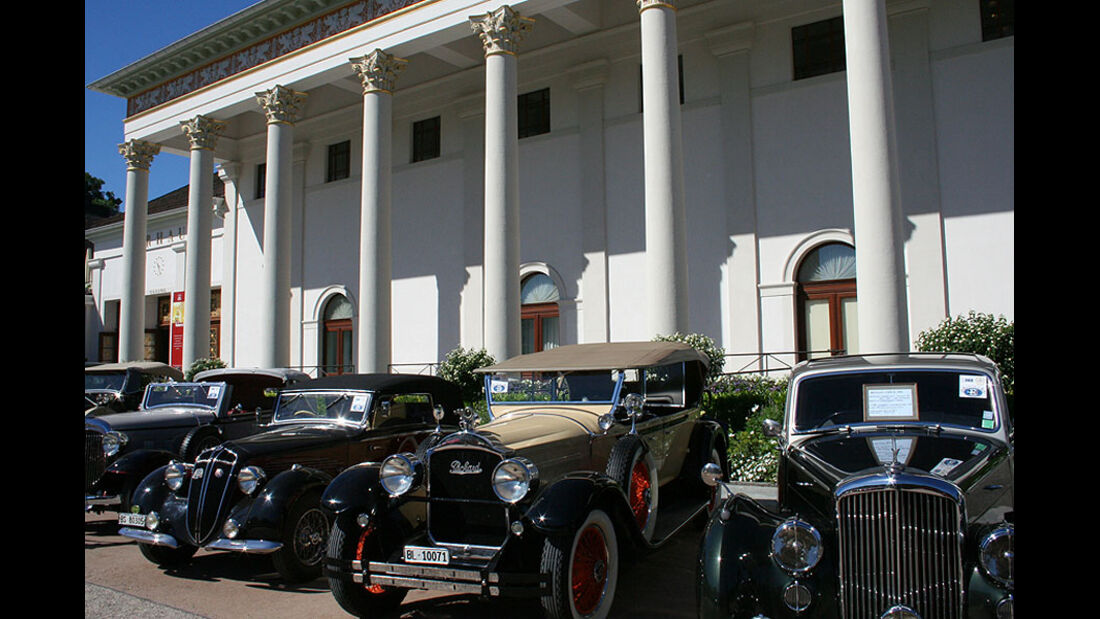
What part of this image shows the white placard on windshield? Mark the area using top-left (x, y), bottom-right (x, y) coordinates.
top-left (207, 386), bottom-right (221, 399)
top-left (863, 384), bottom-right (919, 421)
top-left (959, 375), bottom-right (988, 399)
top-left (490, 379), bottom-right (509, 394)
top-left (350, 395), bottom-right (368, 412)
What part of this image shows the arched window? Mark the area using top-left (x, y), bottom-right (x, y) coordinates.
top-left (797, 242), bottom-right (858, 360)
top-left (322, 295), bottom-right (354, 375)
top-left (521, 273), bottom-right (559, 354)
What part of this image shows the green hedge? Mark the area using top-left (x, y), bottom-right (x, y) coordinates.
top-left (185, 357), bottom-right (226, 381)
top-left (704, 374), bottom-right (788, 484)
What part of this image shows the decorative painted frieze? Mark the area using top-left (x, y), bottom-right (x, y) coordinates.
top-left (350, 49), bottom-right (407, 95)
top-left (469, 5), bottom-right (534, 56)
top-left (255, 85), bottom-right (308, 125)
top-left (180, 114), bottom-right (227, 150)
top-left (118, 139), bottom-right (161, 171)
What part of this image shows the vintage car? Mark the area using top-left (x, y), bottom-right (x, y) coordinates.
top-left (321, 341), bottom-right (729, 619)
top-left (119, 373), bottom-right (464, 583)
top-left (85, 361), bottom-right (184, 414)
top-left (697, 353), bottom-right (1014, 619)
top-left (85, 367), bottom-right (309, 513)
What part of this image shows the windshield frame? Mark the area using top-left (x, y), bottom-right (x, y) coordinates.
top-left (485, 370), bottom-right (625, 418)
top-left (141, 381), bottom-right (228, 412)
top-left (788, 367), bottom-right (1005, 437)
top-left (270, 389), bottom-right (374, 427)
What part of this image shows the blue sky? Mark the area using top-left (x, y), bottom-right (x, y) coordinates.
top-left (85, 1), bottom-right (260, 205)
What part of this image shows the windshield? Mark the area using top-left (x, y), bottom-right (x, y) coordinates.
top-left (793, 369), bottom-right (1001, 432)
top-left (86, 372), bottom-right (126, 392)
top-left (142, 382), bottom-right (226, 411)
top-left (272, 390), bottom-right (371, 425)
top-left (487, 370), bottom-right (623, 404)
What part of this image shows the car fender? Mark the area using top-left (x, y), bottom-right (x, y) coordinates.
top-left (242, 465), bottom-right (333, 534)
top-left (683, 419), bottom-right (727, 480)
top-left (320, 462), bottom-right (384, 517)
top-left (129, 464), bottom-right (173, 514)
top-left (96, 449), bottom-right (177, 495)
top-left (524, 472), bottom-right (636, 542)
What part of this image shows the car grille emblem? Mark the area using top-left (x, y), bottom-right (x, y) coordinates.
top-left (214, 468), bottom-right (224, 478)
top-left (450, 460), bottom-right (482, 475)
top-left (193, 468), bottom-right (204, 480)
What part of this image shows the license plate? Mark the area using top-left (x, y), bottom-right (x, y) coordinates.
top-left (403, 545), bottom-right (450, 565)
top-left (118, 512), bottom-right (145, 527)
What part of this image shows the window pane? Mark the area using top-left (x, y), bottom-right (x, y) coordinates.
top-left (804, 299), bottom-right (832, 359)
top-left (324, 295), bottom-right (354, 320)
top-left (518, 88), bottom-right (550, 138)
top-left (980, 0), bottom-right (1014, 41)
top-left (327, 141), bottom-right (350, 182)
top-left (792, 16), bottom-right (846, 80)
top-left (841, 297), bottom-right (859, 355)
top-left (541, 316), bottom-right (559, 351)
top-left (798, 243), bottom-right (856, 282)
top-left (412, 116), bottom-right (441, 163)
top-left (522, 318), bottom-right (535, 355)
top-left (521, 273), bottom-right (559, 304)
top-left (342, 331), bottom-right (353, 372)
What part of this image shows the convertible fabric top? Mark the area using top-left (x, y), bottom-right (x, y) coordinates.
top-left (85, 361), bottom-right (184, 381)
top-left (285, 373), bottom-right (464, 411)
top-left (477, 341), bottom-right (708, 373)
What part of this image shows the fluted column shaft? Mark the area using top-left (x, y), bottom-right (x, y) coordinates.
top-left (180, 115), bottom-right (226, 369)
top-left (471, 6), bottom-right (533, 362)
top-left (351, 50), bottom-right (406, 373)
top-left (843, 0), bottom-right (909, 352)
top-left (638, 0), bottom-right (689, 337)
top-left (117, 140), bottom-right (160, 361)
top-left (255, 85), bottom-right (307, 368)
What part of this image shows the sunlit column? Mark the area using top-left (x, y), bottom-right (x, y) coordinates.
top-left (350, 50), bottom-right (406, 373)
top-left (255, 85), bottom-right (307, 368)
top-left (117, 139), bottom-right (160, 362)
top-left (470, 5), bottom-right (533, 362)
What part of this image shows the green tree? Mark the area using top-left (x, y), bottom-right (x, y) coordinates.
top-left (85, 172), bottom-right (122, 219)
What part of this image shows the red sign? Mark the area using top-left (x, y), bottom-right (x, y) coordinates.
top-left (170, 291), bottom-right (185, 371)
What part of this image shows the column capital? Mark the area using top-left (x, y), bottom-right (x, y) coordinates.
top-left (350, 49), bottom-right (407, 95)
top-left (255, 85), bottom-right (308, 125)
top-left (469, 5), bottom-right (534, 56)
top-left (637, 0), bottom-right (677, 13)
top-left (180, 114), bottom-right (227, 150)
top-left (118, 139), bottom-right (160, 171)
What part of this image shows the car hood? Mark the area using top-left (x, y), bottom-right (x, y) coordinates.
top-left (223, 421), bottom-right (358, 465)
top-left (92, 407), bottom-right (214, 432)
top-left (463, 407), bottom-right (603, 482)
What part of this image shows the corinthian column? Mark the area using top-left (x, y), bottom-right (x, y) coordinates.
top-left (470, 5), bottom-right (533, 362)
top-left (638, 0), bottom-right (689, 337)
top-left (117, 140), bottom-right (160, 362)
top-left (350, 49), bottom-right (406, 373)
top-left (842, 0), bottom-right (909, 352)
top-left (179, 114), bottom-right (226, 369)
top-left (255, 85), bottom-right (307, 368)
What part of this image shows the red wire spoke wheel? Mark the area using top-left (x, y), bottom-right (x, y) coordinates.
top-left (628, 458), bottom-right (652, 530)
top-left (571, 524), bottom-right (610, 615)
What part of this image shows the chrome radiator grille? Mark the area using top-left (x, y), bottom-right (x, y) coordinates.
top-left (85, 431), bottom-right (106, 490)
top-left (185, 446), bottom-right (240, 545)
top-left (836, 486), bottom-right (963, 619)
top-left (427, 446), bottom-right (507, 547)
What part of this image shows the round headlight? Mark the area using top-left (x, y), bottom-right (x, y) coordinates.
top-left (165, 461), bottom-right (189, 491)
top-left (492, 458), bottom-right (538, 503)
top-left (771, 518), bottom-right (823, 573)
top-left (145, 511), bottom-right (160, 531)
top-left (101, 431), bottom-right (128, 457)
top-left (379, 453), bottom-right (418, 497)
top-left (238, 466), bottom-right (267, 495)
top-left (223, 518), bottom-right (240, 539)
top-left (980, 524), bottom-right (1014, 587)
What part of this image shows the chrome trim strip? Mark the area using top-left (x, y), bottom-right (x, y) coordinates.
top-left (370, 575), bottom-right (483, 594)
top-left (85, 494), bottom-right (121, 506)
top-left (204, 537), bottom-right (283, 554)
top-left (368, 561), bottom-right (482, 582)
top-left (118, 527), bottom-right (179, 548)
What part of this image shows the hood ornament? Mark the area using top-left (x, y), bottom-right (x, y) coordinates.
top-left (458, 407), bottom-right (479, 431)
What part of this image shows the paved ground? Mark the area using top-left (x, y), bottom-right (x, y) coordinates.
top-left (85, 483), bottom-right (777, 618)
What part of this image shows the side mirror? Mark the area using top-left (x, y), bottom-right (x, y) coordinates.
top-left (701, 462), bottom-right (723, 487)
top-left (762, 418), bottom-right (782, 438)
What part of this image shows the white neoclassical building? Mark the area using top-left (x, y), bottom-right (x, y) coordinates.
top-left (85, 0), bottom-right (1013, 376)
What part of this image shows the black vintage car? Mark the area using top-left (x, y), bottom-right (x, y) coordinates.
top-left (85, 367), bottom-right (309, 513)
top-left (322, 342), bottom-right (728, 619)
top-left (120, 373), bottom-right (464, 583)
top-left (697, 353), bottom-right (1014, 619)
top-left (85, 361), bottom-right (184, 414)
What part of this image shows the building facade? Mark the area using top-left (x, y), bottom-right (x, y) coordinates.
top-left (85, 0), bottom-right (1014, 376)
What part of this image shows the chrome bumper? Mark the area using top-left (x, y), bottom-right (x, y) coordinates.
top-left (205, 538), bottom-right (283, 554)
top-left (85, 494), bottom-right (120, 511)
top-left (119, 527), bottom-right (181, 548)
top-left (361, 560), bottom-right (547, 597)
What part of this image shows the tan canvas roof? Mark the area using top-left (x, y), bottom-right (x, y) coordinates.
top-left (85, 361), bottom-right (184, 380)
top-left (477, 341), bottom-right (707, 373)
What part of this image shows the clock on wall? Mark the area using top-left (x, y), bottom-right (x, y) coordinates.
top-left (151, 255), bottom-right (166, 277)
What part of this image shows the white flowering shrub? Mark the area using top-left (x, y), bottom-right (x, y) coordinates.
top-left (654, 332), bottom-right (726, 385)
top-left (726, 402), bottom-right (785, 483)
top-left (916, 311), bottom-right (1014, 396)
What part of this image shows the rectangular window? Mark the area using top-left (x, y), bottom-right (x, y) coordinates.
top-left (254, 163), bottom-right (266, 199)
top-left (412, 116), bottom-right (441, 163)
top-left (792, 16), bottom-right (846, 80)
top-left (327, 140), bottom-right (351, 182)
top-left (518, 88), bottom-right (550, 139)
top-left (980, 0), bottom-right (1014, 41)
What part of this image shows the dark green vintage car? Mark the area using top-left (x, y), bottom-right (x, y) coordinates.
top-left (698, 353), bottom-right (1014, 619)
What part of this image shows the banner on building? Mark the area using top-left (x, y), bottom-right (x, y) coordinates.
top-left (170, 291), bottom-right (185, 370)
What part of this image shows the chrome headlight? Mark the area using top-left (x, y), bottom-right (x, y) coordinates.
top-left (980, 524), bottom-right (1014, 587)
top-left (771, 518), bottom-right (823, 573)
top-left (101, 431), bottom-right (128, 457)
top-left (492, 457), bottom-right (538, 503)
top-left (238, 466), bottom-right (267, 495)
top-left (164, 461), bottom-right (190, 491)
top-left (379, 453), bottom-right (419, 497)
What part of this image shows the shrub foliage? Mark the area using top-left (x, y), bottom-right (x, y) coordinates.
top-left (915, 311), bottom-right (1014, 395)
top-left (438, 347), bottom-right (496, 406)
top-left (185, 357), bottom-right (226, 381)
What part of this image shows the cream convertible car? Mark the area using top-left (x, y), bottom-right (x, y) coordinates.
top-left (321, 341), bottom-right (730, 619)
